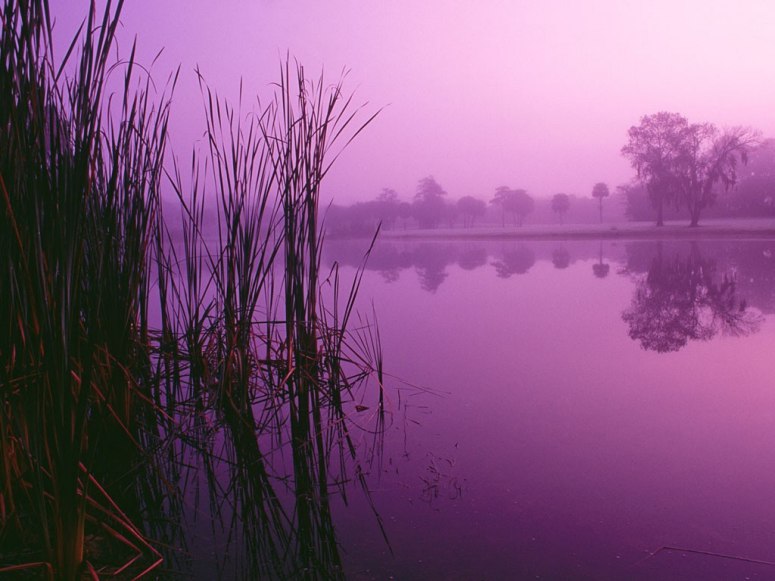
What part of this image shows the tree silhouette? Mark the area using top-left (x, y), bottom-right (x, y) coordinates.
top-left (413, 176), bottom-right (447, 229)
top-left (513, 190), bottom-right (535, 226)
top-left (677, 125), bottom-right (758, 226)
top-left (551, 193), bottom-right (570, 224)
top-left (622, 243), bottom-right (762, 352)
top-left (397, 201), bottom-right (412, 229)
top-left (457, 196), bottom-right (486, 228)
top-left (442, 200), bottom-right (460, 228)
top-left (730, 138), bottom-right (775, 217)
top-left (622, 112), bottom-right (688, 226)
top-left (622, 112), bottom-right (758, 227)
top-left (491, 187), bottom-right (534, 227)
top-left (591, 182), bottom-right (609, 223)
top-left (375, 187), bottom-right (400, 229)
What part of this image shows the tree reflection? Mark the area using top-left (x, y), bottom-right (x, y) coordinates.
top-left (592, 242), bottom-right (610, 278)
top-left (552, 247), bottom-right (571, 269)
top-left (491, 245), bottom-right (535, 278)
top-left (326, 239), bottom-right (650, 292)
top-left (458, 246), bottom-right (488, 271)
top-left (379, 267), bottom-right (401, 283)
top-left (414, 244), bottom-right (449, 292)
top-left (622, 243), bottom-right (762, 352)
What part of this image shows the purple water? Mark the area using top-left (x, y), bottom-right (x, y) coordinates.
top-left (321, 237), bottom-right (775, 580)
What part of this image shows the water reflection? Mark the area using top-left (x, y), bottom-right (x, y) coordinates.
top-left (325, 239), bottom-right (775, 318)
top-left (458, 246), bottom-right (488, 271)
top-left (552, 247), bottom-right (571, 269)
top-left (318, 237), bottom-right (775, 579)
top-left (622, 242), bottom-right (763, 353)
top-left (414, 244), bottom-right (450, 292)
top-left (592, 241), bottom-right (610, 278)
top-left (325, 239), bottom-right (603, 289)
top-left (492, 245), bottom-right (536, 278)
top-left (171, 361), bottom-right (389, 580)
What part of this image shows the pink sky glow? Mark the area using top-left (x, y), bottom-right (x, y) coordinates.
top-left (53, 0), bottom-right (775, 204)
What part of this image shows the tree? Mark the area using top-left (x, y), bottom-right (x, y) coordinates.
top-left (512, 190), bottom-right (535, 226)
top-left (491, 186), bottom-right (534, 227)
top-left (619, 181), bottom-right (685, 222)
top-left (676, 124), bottom-right (758, 226)
top-left (622, 112), bottom-right (759, 227)
top-left (413, 176), bottom-right (447, 229)
top-left (551, 193), bottom-right (570, 223)
top-left (457, 196), bottom-right (486, 228)
top-left (591, 182), bottom-right (609, 223)
top-left (622, 112), bottom-right (689, 226)
top-left (728, 138), bottom-right (775, 217)
top-left (592, 242), bottom-right (610, 278)
top-left (491, 186), bottom-right (512, 226)
top-left (619, 181), bottom-right (651, 222)
top-left (397, 201), bottom-right (412, 229)
top-left (375, 187), bottom-right (400, 229)
top-left (442, 200), bottom-right (460, 228)
top-left (377, 188), bottom-right (398, 203)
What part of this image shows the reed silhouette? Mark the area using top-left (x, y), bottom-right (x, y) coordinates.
top-left (0, 1), bottom-right (385, 578)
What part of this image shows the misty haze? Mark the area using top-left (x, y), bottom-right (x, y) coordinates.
top-left (2, 1), bottom-right (775, 580)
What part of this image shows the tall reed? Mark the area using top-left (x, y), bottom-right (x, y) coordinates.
top-left (1, 0), bottom-right (173, 577)
top-left (1, 0), bottom-right (386, 578)
top-left (155, 64), bottom-right (383, 578)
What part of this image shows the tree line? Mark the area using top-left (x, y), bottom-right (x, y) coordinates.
top-left (326, 177), bottom-right (617, 235)
top-left (326, 111), bottom-right (775, 235)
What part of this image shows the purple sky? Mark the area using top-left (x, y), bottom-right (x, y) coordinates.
top-left (53, 1), bottom-right (775, 204)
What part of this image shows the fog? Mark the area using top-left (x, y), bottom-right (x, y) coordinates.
top-left (52, 0), bottom-right (775, 204)
top-left (7, 3), bottom-right (775, 577)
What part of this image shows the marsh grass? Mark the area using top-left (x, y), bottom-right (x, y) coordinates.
top-left (1, 1), bottom-right (386, 578)
top-left (153, 61), bottom-right (385, 579)
top-left (1, 0), bottom-right (174, 577)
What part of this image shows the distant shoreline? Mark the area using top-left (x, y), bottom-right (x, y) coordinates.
top-left (379, 219), bottom-right (775, 241)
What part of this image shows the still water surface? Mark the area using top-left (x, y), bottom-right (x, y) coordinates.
top-left (319, 237), bottom-right (775, 580)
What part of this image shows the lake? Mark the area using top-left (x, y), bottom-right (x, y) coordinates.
top-left (307, 237), bottom-right (775, 580)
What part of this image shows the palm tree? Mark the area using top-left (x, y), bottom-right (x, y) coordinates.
top-left (591, 182), bottom-right (609, 223)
